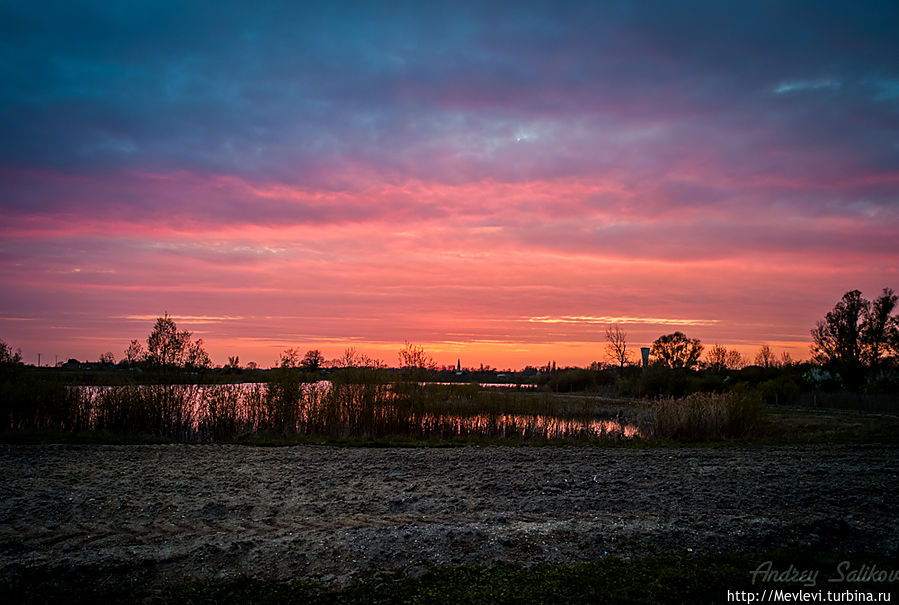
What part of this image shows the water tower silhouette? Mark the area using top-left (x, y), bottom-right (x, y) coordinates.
top-left (640, 347), bottom-right (650, 367)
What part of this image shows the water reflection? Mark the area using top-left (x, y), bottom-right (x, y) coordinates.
top-left (73, 382), bottom-right (642, 441)
top-left (416, 413), bottom-right (640, 439)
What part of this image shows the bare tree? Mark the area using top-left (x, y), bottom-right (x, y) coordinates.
top-left (605, 324), bottom-right (631, 367)
top-left (398, 342), bottom-right (436, 382)
top-left (363, 355), bottom-right (386, 368)
top-left (334, 347), bottom-right (361, 368)
top-left (333, 347), bottom-right (384, 369)
top-left (725, 349), bottom-right (745, 369)
top-left (124, 339), bottom-right (145, 366)
top-left (279, 348), bottom-right (301, 368)
top-left (398, 341), bottom-right (435, 370)
top-left (185, 339), bottom-right (211, 370)
top-left (755, 344), bottom-right (776, 368)
top-left (706, 344), bottom-right (727, 372)
top-left (706, 345), bottom-right (746, 372)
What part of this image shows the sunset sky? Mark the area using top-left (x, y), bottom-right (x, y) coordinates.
top-left (1, 1), bottom-right (897, 369)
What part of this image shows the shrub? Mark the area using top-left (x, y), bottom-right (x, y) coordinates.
top-left (651, 392), bottom-right (761, 440)
top-left (619, 366), bottom-right (698, 398)
top-left (546, 369), bottom-right (597, 392)
top-left (757, 377), bottom-right (801, 406)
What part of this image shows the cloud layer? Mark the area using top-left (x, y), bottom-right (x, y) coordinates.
top-left (1, 1), bottom-right (897, 366)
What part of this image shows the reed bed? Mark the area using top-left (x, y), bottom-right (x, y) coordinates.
top-left (1, 373), bottom-right (645, 442)
top-left (650, 392), bottom-right (762, 440)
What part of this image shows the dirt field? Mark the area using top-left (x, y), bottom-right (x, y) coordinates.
top-left (1, 444), bottom-right (897, 588)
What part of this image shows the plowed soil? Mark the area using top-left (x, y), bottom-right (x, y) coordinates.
top-left (1, 444), bottom-right (897, 587)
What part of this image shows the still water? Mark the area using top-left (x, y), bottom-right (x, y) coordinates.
top-left (74, 382), bottom-right (642, 440)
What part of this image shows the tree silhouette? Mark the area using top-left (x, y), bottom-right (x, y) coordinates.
top-left (127, 313), bottom-right (210, 370)
top-left (755, 344), bottom-right (776, 368)
top-left (706, 344), bottom-right (743, 372)
top-left (811, 290), bottom-right (867, 369)
top-left (0, 339), bottom-right (22, 365)
top-left (398, 341), bottom-right (435, 370)
top-left (185, 339), bottom-right (210, 370)
top-left (650, 332), bottom-right (703, 369)
top-left (862, 288), bottom-right (899, 371)
top-left (605, 324), bottom-right (631, 367)
top-left (279, 348), bottom-right (301, 368)
top-left (812, 290), bottom-right (870, 366)
top-left (124, 339), bottom-right (144, 366)
top-left (398, 341), bottom-right (435, 381)
top-left (811, 288), bottom-right (899, 387)
top-left (300, 349), bottom-right (325, 372)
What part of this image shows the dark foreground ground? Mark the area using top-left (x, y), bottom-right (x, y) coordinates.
top-left (1, 444), bottom-right (897, 597)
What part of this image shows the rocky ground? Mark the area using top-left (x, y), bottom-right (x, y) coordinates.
top-left (1, 443), bottom-right (897, 588)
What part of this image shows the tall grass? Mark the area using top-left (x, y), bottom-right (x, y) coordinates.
top-left (1, 367), bottom-right (644, 442)
top-left (2, 369), bottom-right (87, 432)
top-left (650, 392), bottom-right (761, 440)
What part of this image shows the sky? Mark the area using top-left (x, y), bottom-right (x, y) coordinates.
top-left (1, 0), bottom-right (898, 369)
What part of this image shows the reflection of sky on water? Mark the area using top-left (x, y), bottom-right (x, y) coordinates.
top-left (75, 383), bottom-right (641, 440)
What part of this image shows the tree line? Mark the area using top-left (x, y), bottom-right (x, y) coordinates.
top-left (606, 328), bottom-right (789, 371)
top-left (2, 288), bottom-right (896, 393)
top-left (600, 287), bottom-right (898, 395)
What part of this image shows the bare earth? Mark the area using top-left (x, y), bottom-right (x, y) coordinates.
top-left (1, 444), bottom-right (897, 588)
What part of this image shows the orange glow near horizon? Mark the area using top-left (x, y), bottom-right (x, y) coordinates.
top-left (0, 306), bottom-right (818, 370)
top-left (1, 169), bottom-right (892, 369)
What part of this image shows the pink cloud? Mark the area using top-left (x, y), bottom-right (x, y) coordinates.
top-left (1, 165), bottom-right (896, 368)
